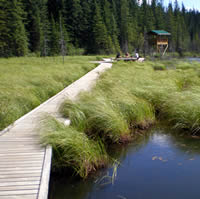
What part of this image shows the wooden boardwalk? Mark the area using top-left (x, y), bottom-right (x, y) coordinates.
top-left (0, 63), bottom-right (112, 199)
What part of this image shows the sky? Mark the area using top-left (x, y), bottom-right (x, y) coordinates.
top-left (163, 0), bottom-right (200, 11)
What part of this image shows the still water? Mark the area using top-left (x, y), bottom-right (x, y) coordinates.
top-left (49, 126), bottom-right (200, 199)
top-left (188, 57), bottom-right (200, 62)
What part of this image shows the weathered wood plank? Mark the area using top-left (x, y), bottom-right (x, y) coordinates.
top-left (38, 145), bottom-right (52, 199)
top-left (0, 167), bottom-right (42, 172)
top-left (0, 177), bottom-right (40, 182)
top-left (0, 163), bottom-right (43, 168)
top-left (0, 153), bottom-right (44, 159)
top-left (0, 173), bottom-right (41, 178)
top-left (0, 156), bottom-right (43, 160)
top-left (0, 152), bottom-right (44, 155)
top-left (0, 194), bottom-right (37, 199)
top-left (0, 185), bottom-right (39, 191)
top-left (0, 160), bottom-right (43, 164)
top-left (0, 152), bottom-right (44, 159)
top-left (0, 150), bottom-right (44, 154)
top-left (0, 170), bottom-right (41, 175)
top-left (0, 181), bottom-right (39, 187)
top-left (0, 190), bottom-right (38, 196)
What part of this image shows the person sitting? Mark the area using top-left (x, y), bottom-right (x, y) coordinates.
top-left (116, 52), bottom-right (121, 59)
top-left (135, 52), bottom-right (139, 59)
top-left (125, 52), bottom-right (130, 57)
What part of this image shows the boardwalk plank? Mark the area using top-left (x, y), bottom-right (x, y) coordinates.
top-left (0, 190), bottom-right (38, 196)
top-left (0, 181), bottom-right (39, 187)
top-left (0, 185), bottom-right (39, 191)
top-left (0, 63), bottom-right (112, 199)
top-left (0, 177), bottom-right (40, 182)
top-left (0, 167), bottom-right (42, 172)
top-left (0, 173), bottom-right (41, 178)
top-left (0, 160), bottom-right (43, 164)
top-left (0, 195), bottom-right (37, 199)
top-left (0, 170), bottom-right (41, 175)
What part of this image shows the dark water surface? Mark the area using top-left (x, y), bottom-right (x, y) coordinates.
top-left (49, 127), bottom-right (200, 199)
top-left (188, 57), bottom-right (200, 62)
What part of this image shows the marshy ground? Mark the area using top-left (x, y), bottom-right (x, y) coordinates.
top-left (41, 58), bottom-right (200, 177)
top-left (0, 56), bottom-right (96, 130)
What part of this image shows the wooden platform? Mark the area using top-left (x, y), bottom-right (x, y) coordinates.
top-left (116, 57), bottom-right (138, 61)
top-left (0, 63), bottom-right (112, 199)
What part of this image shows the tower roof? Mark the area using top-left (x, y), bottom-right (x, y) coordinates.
top-left (148, 30), bottom-right (171, 36)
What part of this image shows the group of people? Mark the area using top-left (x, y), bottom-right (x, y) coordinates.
top-left (116, 51), bottom-right (139, 59)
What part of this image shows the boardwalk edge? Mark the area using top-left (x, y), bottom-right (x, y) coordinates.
top-left (38, 145), bottom-right (52, 199)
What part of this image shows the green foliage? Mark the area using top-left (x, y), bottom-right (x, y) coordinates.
top-left (92, 0), bottom-right (113, 54)
top-left (0, 0), bottom-right (28, 57)
top-left (0, 56), bottom-right (96, 130)
top-left (41, 118), bottom-right (108, 178)
top-left (1, 0), bottom-right (200, 56)
top-left (50, 16), bottom-right (60, 55)
top-left (61, 60), bottom-right (200, 140)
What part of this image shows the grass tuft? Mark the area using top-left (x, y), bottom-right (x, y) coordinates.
top-left (41, 118), bottom-right (108, 178)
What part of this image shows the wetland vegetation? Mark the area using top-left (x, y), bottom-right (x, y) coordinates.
top-left (49, 125), bottom-right (200, 199)
top-left (42, 59), bottom-right (200, 178)
top-left (0, 56), bottom-right (96, 130)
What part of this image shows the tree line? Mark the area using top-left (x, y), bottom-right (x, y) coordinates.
top-left (0, 0), bottom-right (200, 57)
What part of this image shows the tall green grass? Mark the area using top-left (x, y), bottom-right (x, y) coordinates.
top-left (60, 62), bottom-right (156, 144)
top-left (61, 59), bottom-right (200, 138)
top-left (42, 58), bottom-right (200, 177)
top-left (41, 118), bottom-right (108, 178)
top-left (0, 56), bottom-right (96, 130)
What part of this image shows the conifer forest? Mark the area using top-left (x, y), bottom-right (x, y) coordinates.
top-left (0, 0), bottom-right (200, 57)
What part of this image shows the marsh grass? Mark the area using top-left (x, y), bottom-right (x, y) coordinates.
top-left (61, 59), bottom-right (200, 139)
top-left (61, 95), bottom-right (130, 143)
top-left (0, 56), bottom-right (96, 130)
top-left (41, 117), bottom-right (108, 178)
top-left (43, 58), bottom-right (200, 178)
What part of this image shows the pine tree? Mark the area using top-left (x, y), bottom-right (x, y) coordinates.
top-left (79, 0), bottom-right (92, 48)
top-left (166, 3), bottom-right (176, 51)
top-left (8, 0), bottom-right (28, 56)
top-left (155, 0), bottom-right (165, 29)
top-left (0, 0), bottom-right (10, 57)
top-left (50, 16), bottom-right (60, 55)
top-left (92, 0), bottom-right (112, 54)
top-left (64, 0), bottom-right (82, 46)
top-left (120, 0), bottom-right (130, 52)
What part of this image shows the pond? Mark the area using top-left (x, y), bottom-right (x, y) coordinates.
top-left (188, 57), bottom-right (200, 62)
top-left (48, 126), bottom-right (200, 199)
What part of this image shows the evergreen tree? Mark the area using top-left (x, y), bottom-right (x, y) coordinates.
top-left (7, 0), bottom-right (28, 56)
top-left (155, 0), bottom-right (165, 29)
top-left (120, 0), bottom-right (132, 52)
top-left (64, 0), bottom-right (82, 46)
top-left (1, 0), bottom-right (200, 57)
top-left (0, 0), bottom-right (10, 57)
top-left (92, 0), bottom-right (112, 54)
top-left (79, 0), bottom-right (92, 48)
top-left (166, 3), bottom-right (176, 51)
top-left (40, 0), bottom-right (50, 56)
top-left (50, 16), bottom-right (60, 55)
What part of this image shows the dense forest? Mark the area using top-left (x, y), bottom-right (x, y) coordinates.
top-left (0, 0), bottom-right (200, 57)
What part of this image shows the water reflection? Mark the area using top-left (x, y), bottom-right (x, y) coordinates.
top-left (49, 126), bottom-right (200, 199)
